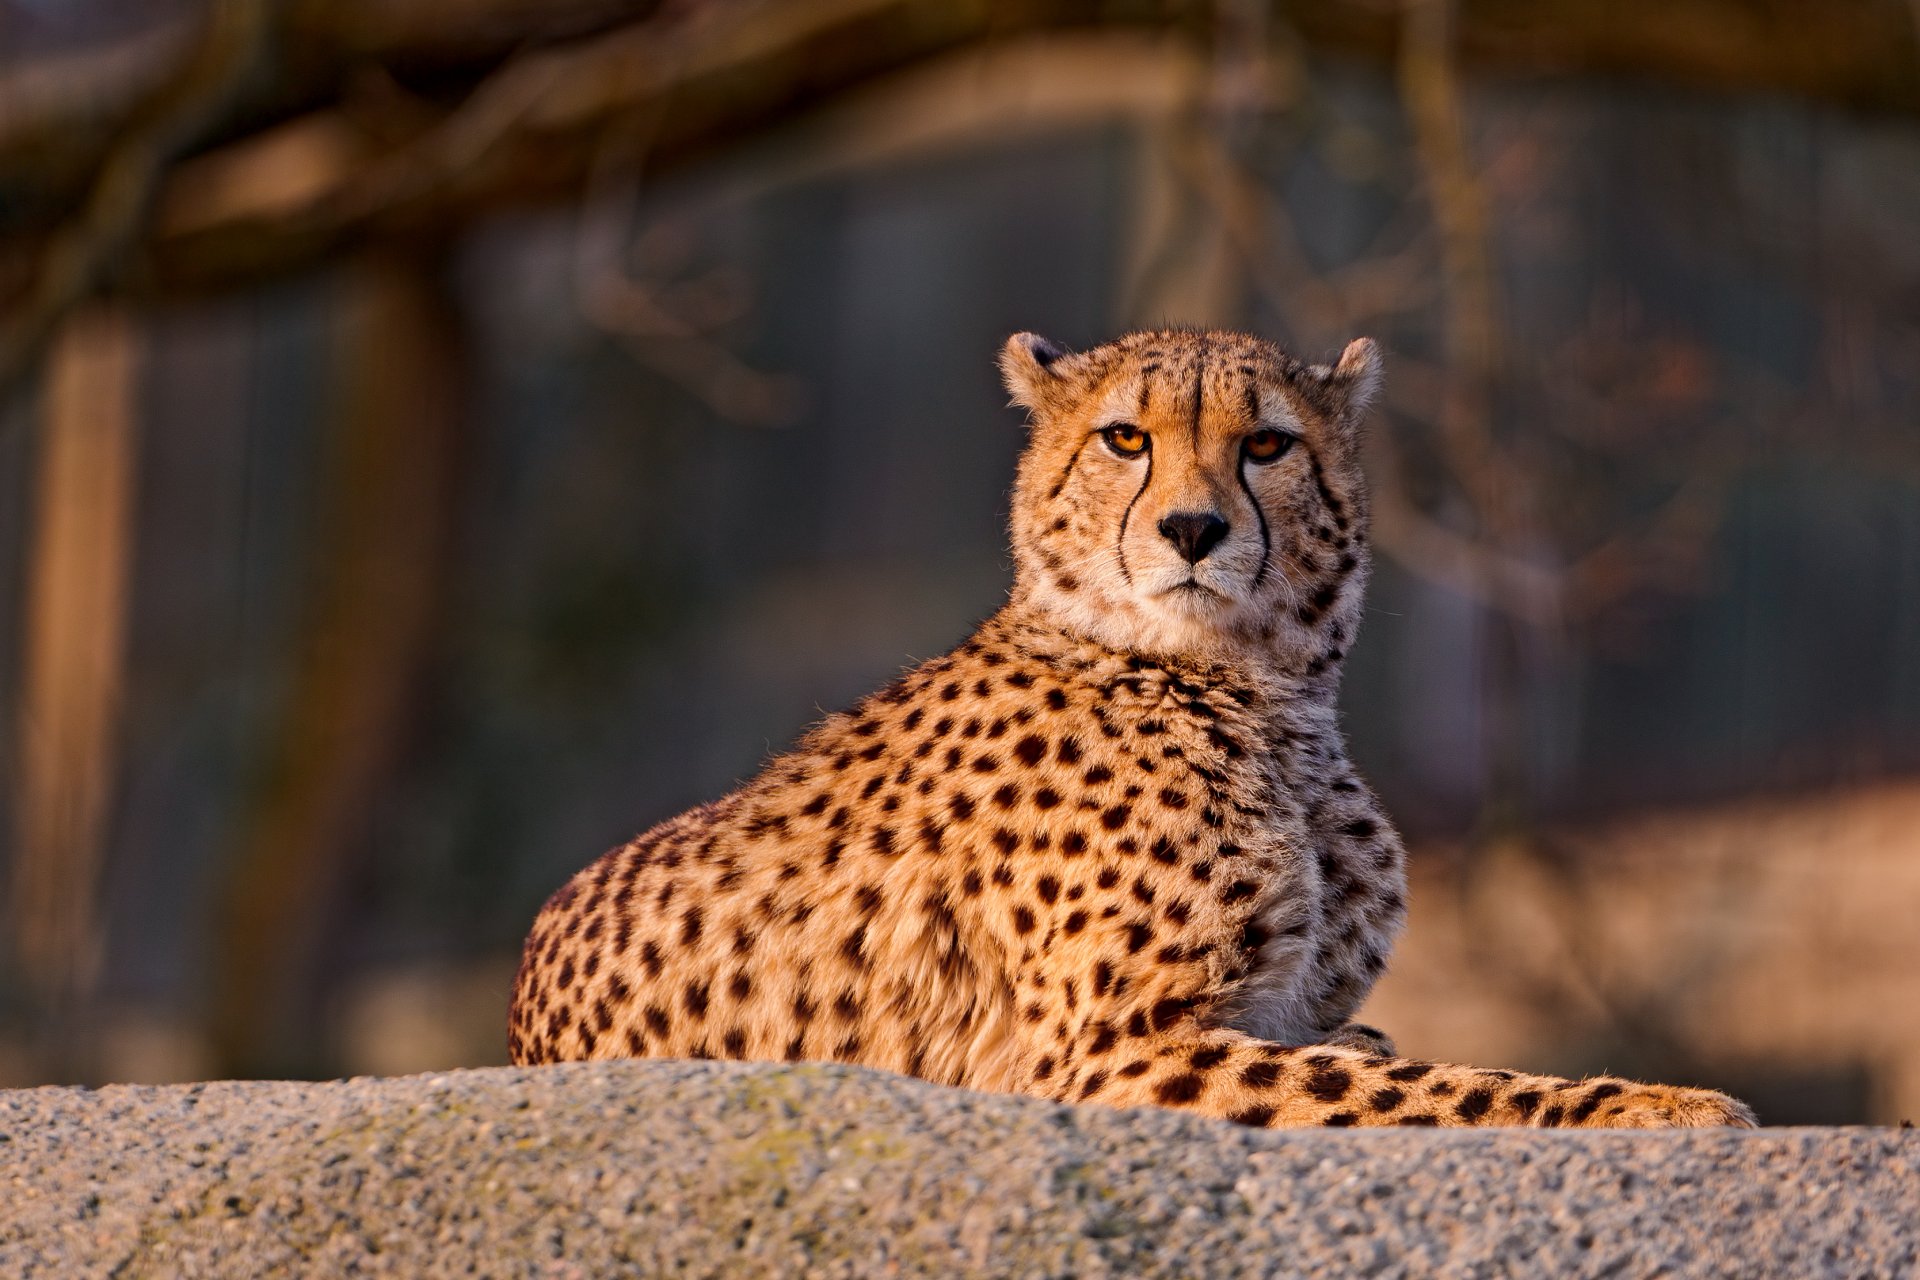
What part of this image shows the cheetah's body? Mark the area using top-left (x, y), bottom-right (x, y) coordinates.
top-left (510, 330), bottom-right (1754, 1129)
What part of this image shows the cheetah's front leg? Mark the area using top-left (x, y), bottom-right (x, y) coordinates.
top-left (1045, 1025), bottom-right (1755, 1129)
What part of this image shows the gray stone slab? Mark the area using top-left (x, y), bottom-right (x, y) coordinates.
top-left (1, 1060), bottom-right (1914, 1278)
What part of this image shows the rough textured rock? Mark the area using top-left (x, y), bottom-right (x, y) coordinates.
top-left (1, 1060), bottom-right (1914, 1277)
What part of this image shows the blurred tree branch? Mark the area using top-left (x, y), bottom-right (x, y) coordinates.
top-left (0, 0), bottom-right (279, 410)
top-left (2, 0), bottom-right (1916, 392)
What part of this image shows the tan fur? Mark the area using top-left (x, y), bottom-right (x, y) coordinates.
top-left (508, 329), bottom-right (1755, 1130)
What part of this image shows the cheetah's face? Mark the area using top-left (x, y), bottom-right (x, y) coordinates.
top-left (1000, 329), bottom-right (1381, 662)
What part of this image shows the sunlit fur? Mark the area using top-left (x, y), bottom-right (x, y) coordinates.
top-left (509, 328), bottom-right (1756, 1132)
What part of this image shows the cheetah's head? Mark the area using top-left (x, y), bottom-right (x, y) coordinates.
top-left (1000, 328), bottom-right (1380, 670)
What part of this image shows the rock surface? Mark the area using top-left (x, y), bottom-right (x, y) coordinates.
top-left (1, 1060), bottom-right (1914, 1277)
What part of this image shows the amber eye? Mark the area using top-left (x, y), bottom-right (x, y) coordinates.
top-left (1244, 428), bottom-right (1294, 462)
top-left (1101, 423), bottom-right (1149, 457)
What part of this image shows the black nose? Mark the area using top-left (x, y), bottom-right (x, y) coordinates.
top-left (1158, 512), bottom-right (1230, 564)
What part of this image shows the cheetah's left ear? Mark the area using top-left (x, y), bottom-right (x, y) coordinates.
top-left (1303, 338), bottom-right (1383, 435)
top-left (1000, 332), bottom-right (1077, 417)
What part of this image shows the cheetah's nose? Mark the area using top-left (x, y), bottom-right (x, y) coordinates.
top-left (1158, 512), bottom-right (1230, 564)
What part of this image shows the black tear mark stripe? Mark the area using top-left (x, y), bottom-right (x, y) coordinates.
top-left (1047, 438), bottom-right (1092, 501)
top-left (1115, 443), bottom-right (1154, 587)
top-left (1237, 463), bottom-right (1271, 589)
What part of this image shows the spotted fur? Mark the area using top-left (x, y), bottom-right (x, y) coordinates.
top-left (508, 329), bottom-right (1756, 1130)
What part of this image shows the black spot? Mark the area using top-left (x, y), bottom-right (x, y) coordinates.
top-left (1305, 1064), bottom-right (1353, 1103)
top-left (1149, 997), bottom-right (1190, 1031)
top-left (992, 784), bottom-right (1021, 809)
top-left (1323, 1112), bottom-right (1358, 1127)
top-left (723, 1029), bottom-right (748, 1057)
top-left (1569, 1082), bottom-right (1625, 1124)
top-left (1230, 1106), bottom-right (1276, 1127)
top-left (841, 926), bottom-right (868, 968)
top-left (1509, 1090), bottom-right (1541, 1119)
top-left (1012, 906), bottom-right (1037, 934)
top-left (961, 870), bottom-right (984, 896)
top-left (1014, 735), bottom-right (1048, 766)
top-left (1241, 1060), bottom-right (1282, 1089)
top-left (1035, 788), bottom-right (1062, 809)
top-left (1455, 1087), bottom-right (1496, 1123)
top-left (1191, 1046), bottom-right (1231, 1070)
top-left (1125, 922), bottom-right (1154, 953)
top-left (683, 982), bottom-right (710, 1020)
top-left (1369, 1087), bottom-right (1405, 1113)
top-left (1037, 875), bottom-right (1061, 904)
top-left (1092, 961), bottom-right (1114, 996)
top-left (1084, 765), bottom-right (1113, 785)
top-left (1156, 1073), bottom-right (1206, 1104)
top-left (1387, 1062), bottom-right (1434, 1083)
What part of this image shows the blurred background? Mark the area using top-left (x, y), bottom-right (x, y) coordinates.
top-left (1, 0), bottom-right (1916, 1123)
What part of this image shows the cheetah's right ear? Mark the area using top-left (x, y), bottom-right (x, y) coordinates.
top-left (1000, 332), bottom-right (1075, 417)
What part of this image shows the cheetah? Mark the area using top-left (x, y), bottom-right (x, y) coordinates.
top-left (508, 328), bottom-right (1756, 1130)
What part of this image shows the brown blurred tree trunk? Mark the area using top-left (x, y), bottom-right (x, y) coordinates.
top-left (208, 251), bottom-right (466, 1078)
top-left (8, 307), bottom-right (141, 1075)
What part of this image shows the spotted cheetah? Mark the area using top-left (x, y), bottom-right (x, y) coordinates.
top-left (508, 328), bottom-right (1756, 1130)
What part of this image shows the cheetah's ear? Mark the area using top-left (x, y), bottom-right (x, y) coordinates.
top-left (1302, 337), bottom-right (1383, 435)
top-left (1000, 332), bottom-right (1076, 417)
